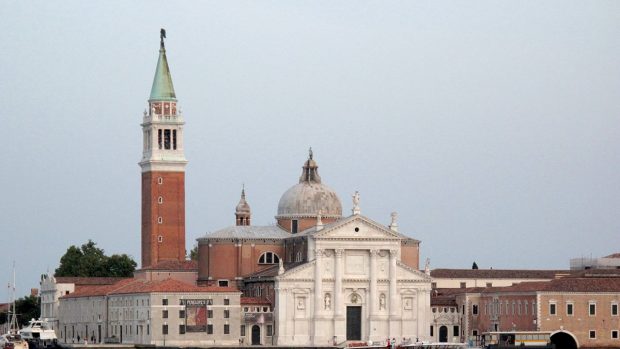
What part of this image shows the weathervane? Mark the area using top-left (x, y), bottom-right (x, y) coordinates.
top-left (160, 28), bottom-right (166, 48)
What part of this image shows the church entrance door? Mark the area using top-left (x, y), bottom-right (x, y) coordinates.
top-left (251, 325), bottom-right (261, 345)
top-left (439, 326), bottom-right (448, 342)
top-left (346, 306), bottom-right (362, 340)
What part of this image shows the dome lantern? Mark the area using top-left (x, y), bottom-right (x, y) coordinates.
top-left (276, 149), bottom-right (342, 233)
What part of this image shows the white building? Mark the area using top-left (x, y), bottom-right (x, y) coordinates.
top-left (58, 278), bottom-right (241, 346)
top-left (39, 273), bottom-right (126, 334)
top-left (274, 214), bottom-right (432, 346)
top-left (570, 253), bottom-right (620, 270)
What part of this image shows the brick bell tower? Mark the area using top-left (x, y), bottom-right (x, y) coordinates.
top-left (139, 29), bottom-right (187, 268)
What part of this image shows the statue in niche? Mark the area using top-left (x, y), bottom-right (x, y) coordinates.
top-left (324, 293), bottom-right (331, 310)
top-left (297, 297), bottom-right (305, 310)
top-left (351, 293), bottom-right (359, 304)
top-left (404, 298), bottom-right (412, 310)
top-left (379, 293), bottom-right (386, 310)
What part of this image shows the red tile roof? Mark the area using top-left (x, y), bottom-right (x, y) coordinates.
top-left (604, 253), bottom-right (620, 259)
top-left (569, 269), bottom-right (620, 278)
top-left (542, 277), bottom-right (620, 292)
top-left (54, 277), bottom-right (129, 285)
top-left (139, 260), bottom-right (198, 271)
top-left (430, 269), bottom-right (572, 279)
top-left (431, 295), bottom-right (458, 306)
top-left (61, 278), bottom-right (238, 299)
top-left (241, 297), bottom-right (271, 305)
top-left (62, 278), bottom-right (135, 298)
top-left (109, 278), bottom-right (237, 295)
top-left (434, 277), bottom-right (620, 296)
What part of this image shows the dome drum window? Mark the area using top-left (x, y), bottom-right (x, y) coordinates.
top-left (258, 252), bottom-right (280, 265)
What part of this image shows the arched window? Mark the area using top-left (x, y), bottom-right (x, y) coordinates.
top-left (258, 252), bottom-right (280, 264)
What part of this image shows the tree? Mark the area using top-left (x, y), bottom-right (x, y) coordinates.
top-left (189, 244), bottom-right (198, 261)
top-left (472, 261), bottom-right (479, 269)
top-left (105, 254), bottom-right (137, 277)
top-left (15, 295), bottom-right (40, 326)
top-left (55, 240), bottom-right (136, 277)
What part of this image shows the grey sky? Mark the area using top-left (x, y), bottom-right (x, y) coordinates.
top-left (1, 1), bottom-right (619, 297)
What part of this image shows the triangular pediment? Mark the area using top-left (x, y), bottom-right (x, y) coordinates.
top-left (397, 261), bottom-right (433, 281)
top-left (310, 215), bottom-right (401, 240)
top-left (275, 260), bottom-right (316, 281)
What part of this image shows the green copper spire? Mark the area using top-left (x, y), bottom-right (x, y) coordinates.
top-left (149, 29), bottom-right (176, 101)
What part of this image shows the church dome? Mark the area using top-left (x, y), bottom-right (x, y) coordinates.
top-left (276, 150), bottom-right (342, 219)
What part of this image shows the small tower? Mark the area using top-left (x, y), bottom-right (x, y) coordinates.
top-left (139, 29), bottom-right (188, 268)
top-left (235, 186), bottom-right (251, 226)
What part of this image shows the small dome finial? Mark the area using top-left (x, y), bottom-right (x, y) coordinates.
top-left (235, 185), bottom-right (251, 226)
top-left (309, 146), bottom-right (313, 160)
top-left (160, 28), bottom-right (166, 49)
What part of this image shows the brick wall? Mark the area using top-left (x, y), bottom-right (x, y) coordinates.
top-left (141, 171), bottom-right (186, 268)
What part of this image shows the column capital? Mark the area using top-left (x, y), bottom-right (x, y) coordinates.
top-left (369, 249), bottom-right (379, 257)
top-left (315, 248), bottom-right (324, 258)
top-left (335, 249), bottom-right (344, 258)
top-left (389, 249), bottom-right (399, 258)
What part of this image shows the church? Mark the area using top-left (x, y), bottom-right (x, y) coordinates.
top-left (139, 31), bottom-right (432, 346)
top-left (48, 31), bottom-right (619, 349)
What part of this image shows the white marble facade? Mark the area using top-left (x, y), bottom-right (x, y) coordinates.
top-left (274, 215), bottom-right (432, 346)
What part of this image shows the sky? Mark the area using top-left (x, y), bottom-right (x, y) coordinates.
top-left (1, 1), bottom-right (619, 299)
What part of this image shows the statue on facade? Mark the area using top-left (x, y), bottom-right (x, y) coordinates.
top-left (389, 211), bottom-right (398, 231)
top-left (324, 293), bottom-right (331, 310)
top-left (424, 257), bottom-right (431, 276)
top-left (316, 209), bottom-right (323, 230)
top-left (379, 293), bottom-right (386, 310)
top-left (352, 191), bottom-right (361, 215)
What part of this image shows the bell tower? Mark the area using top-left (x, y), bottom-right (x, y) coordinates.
top-left (139, 29), bottom-right (187, 268)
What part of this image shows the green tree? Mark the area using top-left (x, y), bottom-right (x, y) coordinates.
top-left (105, 254), bottom-right (137, 277)
top-left (472, 261), bottom-right (479, 270)
top-left (15, 295), bottom-right (40, 326)
top-left (55, 240), bottom-right (136, 277)
top-left (189, 244), bottom-right (198, 261)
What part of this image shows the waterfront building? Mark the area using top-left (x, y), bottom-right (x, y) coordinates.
top-left (432, 271), bottom-right (620, 349)
top-left (58, 278), bottom-right (239, 346)
top-left (570, 253), bottom-right (620, 270)
top-left (39, 273), bottom-right (127, 335)
top-left (430, 268), bottom-right (571, 289)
